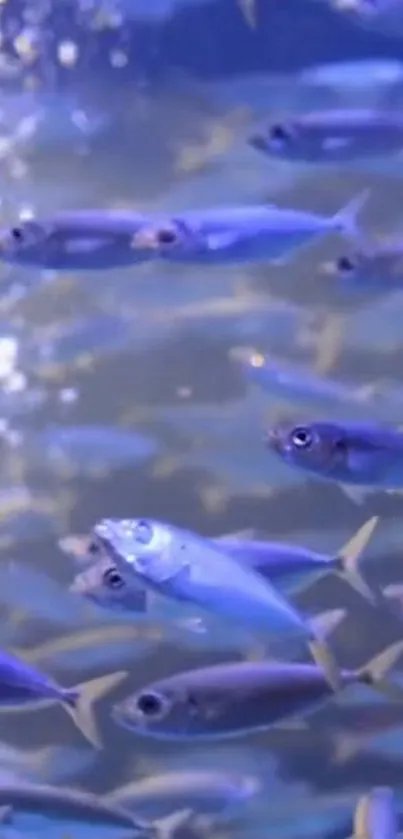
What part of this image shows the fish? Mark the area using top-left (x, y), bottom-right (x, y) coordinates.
top-left (92, 518), bottom-right (344, 689)
top-left (265, 420), bottom-right (403, 503)
top-left (129, 193), bottom-right (368, 265)
top-left (17, 425), bottom-right (159, 478)
top-left (297, 60), bottom-right (403, 108)
top-left (0, 647), bottom-right (127, 748)
top-left (214, 516), bottom-right (378, 600)
top-left (348, 787), bottom-right (398, 839)
top-left (235, 349), bottom-right (380, 418)
top-left (107, 769), bottom-right (260, 819)
top-left (329, 0), bottom-right (403, 40)
top-left (249, 111), bottom-right (403, 163)
top-left (0, 778), bottom-right (166, 839)
top-left (0, 742), bottom-right (97, 786)
top-left (321, 237), bottom-right (403, 294)
top-left (111, 638), bottom-right (403, 740)
top-left (0, 210), bottom-right (162, 271)
top-left (69, 553), bottom-right (149, 615)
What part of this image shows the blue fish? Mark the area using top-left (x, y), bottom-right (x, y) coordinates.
top-left (266, 420), bottom-right (403, 503)
top-left (250, 110), bottom-right (403, 163)
top-left (18, 425), bottom-right (159, 478)
top-left (111, 639), bottom-right (403, 740)
top-left (0, 211), bottom-right (161, 271)
top-left (92, 518), bottom-right (343, 689)
top-left (129, 193), bottom-right (368, 265)
top-left (237, 350), bottom-right (379, 417)
top-left (322, 237), bottom-right (403, 295)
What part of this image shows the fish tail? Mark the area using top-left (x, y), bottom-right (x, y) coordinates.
top-left (151, 809), bottom-right (196, 839)
top-left (352, 788), bottom-right (396, 839)
top-left (307, 608), bottom-right (346, 692)
top-left (330, 730), bottom-right (364, 766)
top-left (63, 670), bottom-right (128, 749)
top-left (333, 516), bottom-right (379, 604)
top-left (358, 640), bottom-right (403, 701)
top-left (332, 188), bottom-right (370, 242)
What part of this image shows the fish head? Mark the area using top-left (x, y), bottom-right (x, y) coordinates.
top-left (321, 246), bottom-right (403, 291)
top-left (69, 553), bottom-right (147, 614)
top-left (265, 420), bottom-right (349, 478)
top-left (93, 518), bottom-right (185, 586)
top-left (0, 219), bottom-right (53, 266)
top-left (130, 218), bottom-right (200, 259)
top-left (249, 119), bottom-right (303, 160)
top-left (112, 674), bottom-right (222, 740)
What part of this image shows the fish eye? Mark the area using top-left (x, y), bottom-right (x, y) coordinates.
top-left (337, 255), bottom-right (357, 274)
top-left (88, 540), bottom-right (101, 555)
top-left (10, 227), bottom-right (24, 242)
top-left (103, 566), bottom-right (124, 589)
top-left (133, 519), bottom-right (153, 546)
top-left (136, 691), bottom-right (168, 718)
top-left (269, 123), bottom-right (291, 144)
top-left (156, 228), bottom-right (177, 245)
top-left (290, 426), bottom-right (313, 449)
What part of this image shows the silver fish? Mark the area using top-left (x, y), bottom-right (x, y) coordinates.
top-left (112, 639), bottom-right (403, 740)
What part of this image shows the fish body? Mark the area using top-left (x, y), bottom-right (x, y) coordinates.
top-left (92, 518), bottom-right (342, 688)
top-left (266, 420), bottom-right (403, 493)
top-left (250, 110), bottom-right (403, 163)
top-left (21, 425), bottom-right (159, 477)
top-left (129, 194), bottom-right (367, 265)
top-left (238, 351), bottom-right (376, 416)
top-left (0, 211), bottom-right (159, 271)
top-left (112, 640), bottom-right (403, 740)
top-left (107, 769), bottom-right (260, 818)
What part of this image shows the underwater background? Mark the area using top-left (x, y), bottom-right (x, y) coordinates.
top-left (2, 0), bottom-right (403, 836)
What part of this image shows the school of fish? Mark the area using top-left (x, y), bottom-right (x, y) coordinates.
top-left (2, 0), bottom-right (403, 838)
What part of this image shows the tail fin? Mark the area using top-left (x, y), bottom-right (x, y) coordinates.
top-left (381, 582), bottom-right (403, 621)
top-left (307, 608), bottom-right (346, 692)
top-left (357, 640), bottom-right (403, 701)
top-left (63, 670), bottom-right (127, 749)
top-left (332, 189), bottom-right (370, 242)
top-left (352, 788), bottom-right (397, 839)
top-left (333, 517), bottom-right (379, 603)
top-left (152, 810), bottom-right (199, 839)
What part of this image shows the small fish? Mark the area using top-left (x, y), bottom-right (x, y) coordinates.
top-left (249, 110), bottom-right (403, 163)
top-left (92, 518), bottom-right (343, 689)
top-left (322, 238), bottom-right (403, 294)
top-left (112, 639), bottom-right (403, 740)
top-left (0, 647), bottom-right (126, 748)
top-left (330, 0), bottom-right (403, 40)
top-left (129, 193), bottom-right (368, 265)
top-left (19, 425), bottom-right (159, 478)
top-left (0, 210), bottom-right (160, 271)
top-left (215, 516), bottom-right (378, 600)
top-left (237, 350), bottom-right (379, 417)
top-left (0, 778), bottom-right (162, 839)
top-left (349, 787), bottom-right (398, 839)
top-left (107, 769), bottom-right (260, 819)
top-left (0, 743), bottom-right (97, 786)
top-left (266, 420), bottom-right (403, 503)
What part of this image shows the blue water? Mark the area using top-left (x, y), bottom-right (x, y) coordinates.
top-left (1, 0), bottom-right (403, 836)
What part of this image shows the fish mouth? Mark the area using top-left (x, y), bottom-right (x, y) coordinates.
top-left (130, 228), bottom-right (161, 250)
top-left (263, 427), bottom-right (282, 452)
